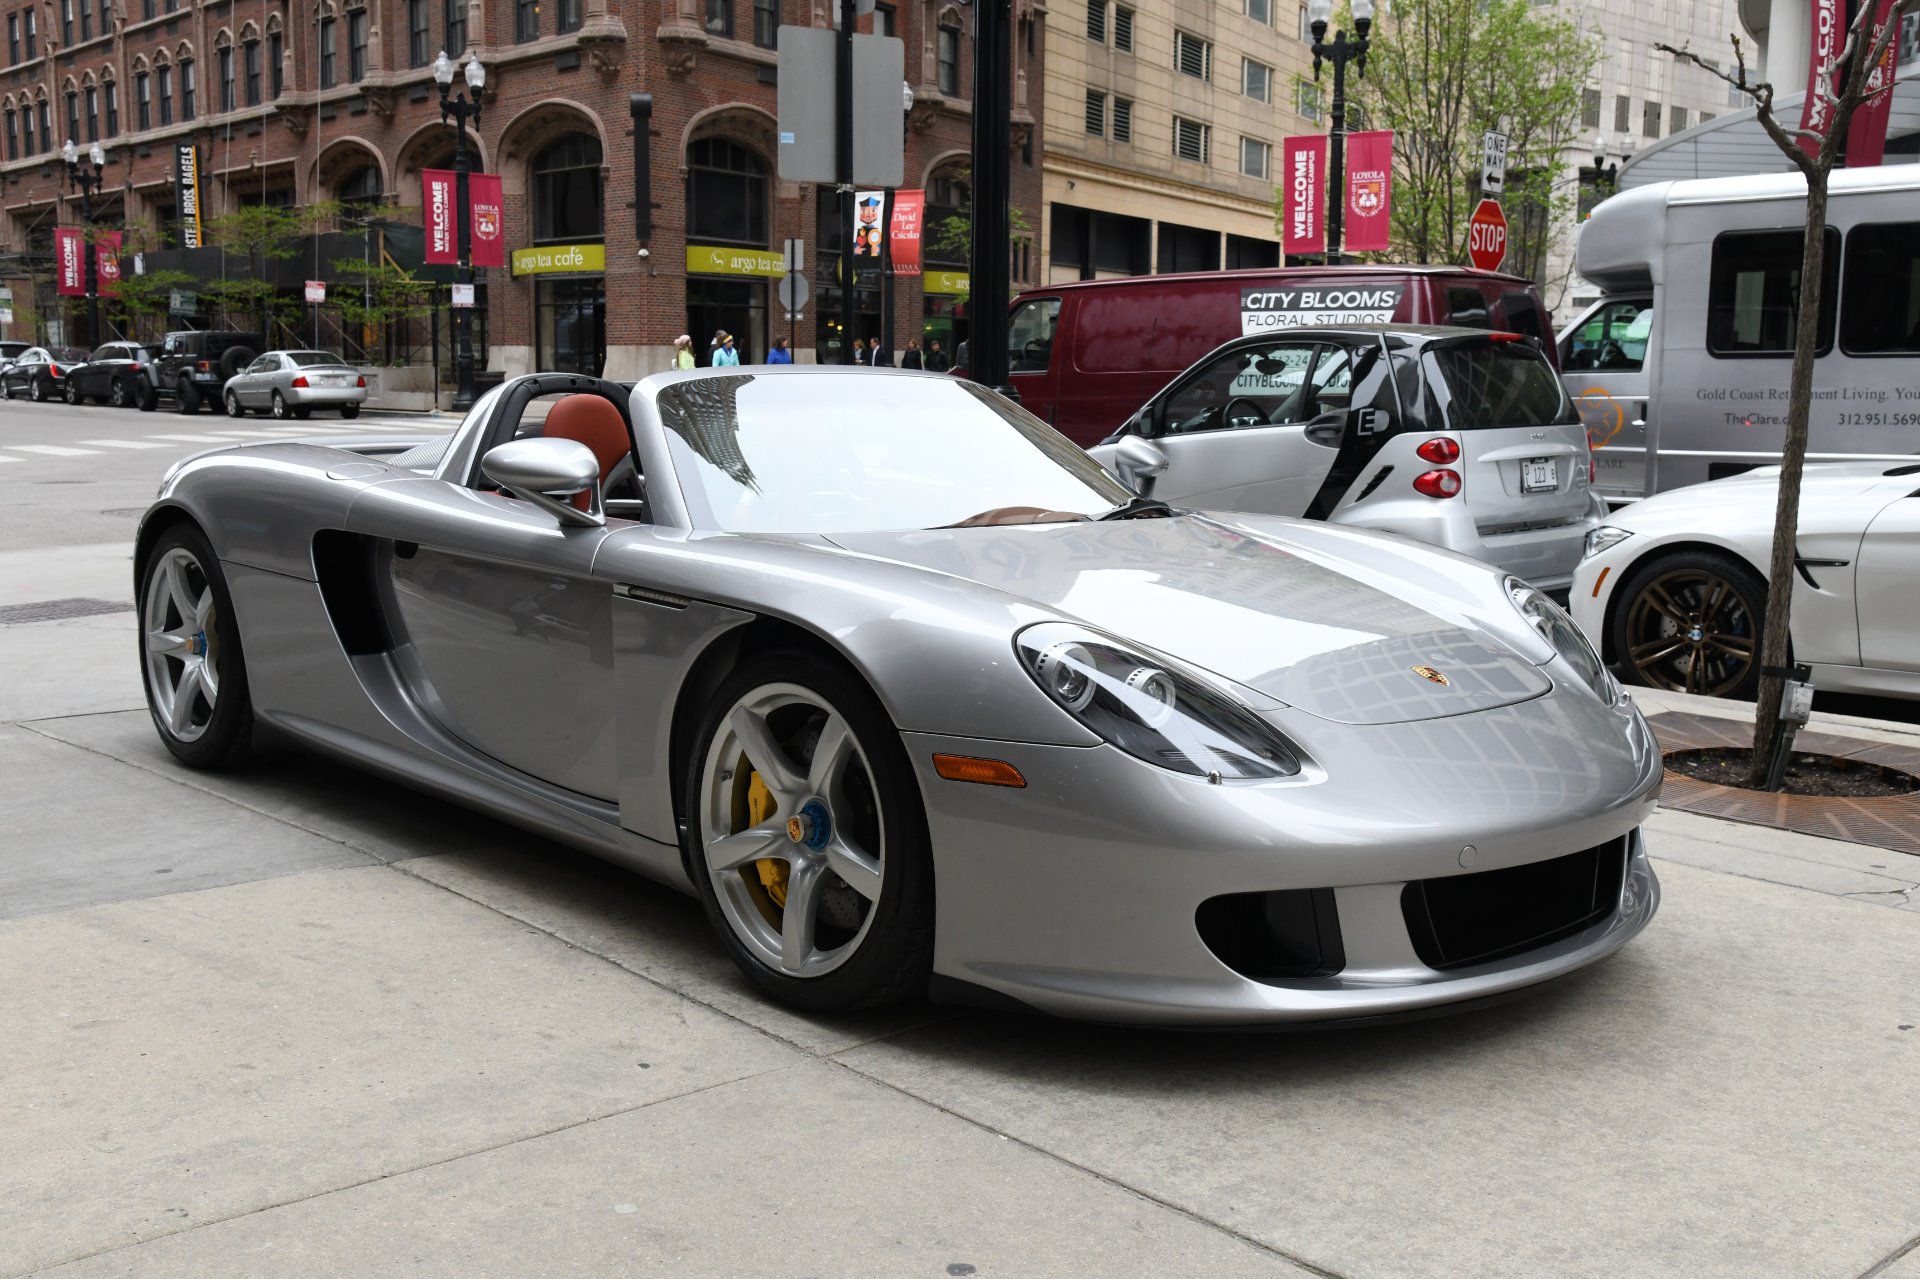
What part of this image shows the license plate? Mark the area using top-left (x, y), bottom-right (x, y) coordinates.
top-left (1521, 457), bottom-right (1558, 493)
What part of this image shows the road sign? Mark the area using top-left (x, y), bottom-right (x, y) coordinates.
top-left (778, 272), bottom-right (811, 312)
top-left (169, 288), bottom-right (197, 315)
top-left (304, 280), bottom-right (327, 304)
top-left (451, 283), bottom-right (476, 307)
top-left (783, 238), bottom-right (805, 272)
top-left (1481, 130), bottom-right (1509, 198)
top-left (1468, 198), bottom-right (1509, 272)
top-left (775, 26), bottom-right (905, 186)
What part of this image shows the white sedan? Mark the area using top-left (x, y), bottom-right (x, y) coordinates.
top-left (222, 350), bottom-right (368, 420)
top-left (1572, 461), bottom-right (1920, 701)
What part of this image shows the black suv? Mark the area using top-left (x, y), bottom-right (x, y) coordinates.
top-left (137, 329), bottom-right (264, 414)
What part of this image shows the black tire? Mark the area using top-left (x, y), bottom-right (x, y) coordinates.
top-left (30, 375), bottom-right (50, 402)
top-left (136, 372), bottom-right (160, 412)
top-left (224, 390), bottom-right (243, 418)
top-left (64, 377), bottom-right (81, 404)
top-left (271, 391), bottom-right (291, 420)
top-left (218, 345), bottom-right (257, 381)
top-left (293, 406), bottom-right (312, 420)
top-left (210, 387), bottom-right (232, 416)
top-left (176, 379), bottom-right (201, 414)
top-left (680, 651), bottom-right (934, 1012)
top-left (341, 403), bottom-right (361, 420)
top-left (109, 376), bottom-right (128, 407)
top-left (136, 522), bottom-right (255, 769)
top-left (1609, 548), bottom-right (1767, 700)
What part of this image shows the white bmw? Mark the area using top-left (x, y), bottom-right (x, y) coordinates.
top-left (1571, 462), bottom-right (1920, 702)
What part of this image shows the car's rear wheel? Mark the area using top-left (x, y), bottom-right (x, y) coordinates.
top-left (176, 380), bottom-right (200, 414)
top-left (682, 653), bottom-right (933, 1011)
top-left (31, 375), bottom-right (50, 402)
top-left (1610, 549), bottom-right (1766, 699)
top-left (271, 391), bottom-right (291, 420)
top-left (109, 376), bottom-right (128, 407)
top-left (293, 406), bottom-right (312, 420)
top-left (136, 373), bottom-right (160, 412)
top-left (341, 403), bottom-right (361, 420)
top-left (138, 525), bottom-right (254, 768)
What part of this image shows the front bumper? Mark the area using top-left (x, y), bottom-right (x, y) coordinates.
top-left (907, 683), bottom-right (1662, 1026)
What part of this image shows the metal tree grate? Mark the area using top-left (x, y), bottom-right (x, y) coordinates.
top-left (0, 597), bottom-right (135, 625)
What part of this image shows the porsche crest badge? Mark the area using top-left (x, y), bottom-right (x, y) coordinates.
top-left (1410, 665), bottom-right (1450, 687)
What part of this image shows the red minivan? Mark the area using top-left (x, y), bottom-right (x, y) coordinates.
top-left (999, 265), bottom-right (1558, 447)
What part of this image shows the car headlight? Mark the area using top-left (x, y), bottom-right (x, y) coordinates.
top-left (1506, 577), bottom-right (1615, 700)
top-left (1016, 623), bottom-right (1300, 779)
top-left (1583, 526), bottom-right (1632, 559)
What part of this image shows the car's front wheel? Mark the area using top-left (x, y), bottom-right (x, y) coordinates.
top-left (1610, 549), bottom-right (1766, 699)
top-left (138, 524), bottom-right (254, 768)
top-left (64, 378), bottom-right (81, 405)
top-left (224, 390), bottom-right (243, 418)
top-left (683, 652), bottom-right (934, 1011)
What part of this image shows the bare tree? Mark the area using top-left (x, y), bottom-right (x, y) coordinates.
top-left (1656, 0), bottom-right (1913, 789)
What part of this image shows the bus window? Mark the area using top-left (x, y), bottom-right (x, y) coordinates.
top-left (1564, 299), bottom-right (1649, 372)
top-left (1707, 228), bottom-right (1838, 357)
top-left (1840, 222), bottom-right (1920, 355)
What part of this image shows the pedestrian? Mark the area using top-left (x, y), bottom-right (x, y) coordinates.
top-left (923, 339), bottom-right (951, 373)
top-left (673, 335), bottom-right (696, 370)
top-left (869, 337), bottom-right (894, 368)
top-left (954, 338), bottom-right (971, 370)
top-left (711, 331), bottom-right (740, 367)
top-left (767, 337), bottom-right (793, 365)
top-left (900, 338), bottom-right (923, 371)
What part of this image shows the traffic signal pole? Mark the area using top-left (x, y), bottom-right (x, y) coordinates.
top-left (968, 0), bottom-right (1015, 397)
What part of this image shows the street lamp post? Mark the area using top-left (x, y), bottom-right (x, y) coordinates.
top-left (433, 50), bottom-right (486, 410)
top-left (1307, 0), bottom-right (1373, 265)
top-left (62, 138), bottom-right (109, 343)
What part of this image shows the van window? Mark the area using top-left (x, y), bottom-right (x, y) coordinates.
top-left (1447, 288), bottom-right (1492, 328)
top-left (1500, 292), bottom-right (1549, 348)
top-left (1426, 342), bottom-right (1574, 429)
top-left (1707, 228), bottom-right (1838, 357)
top-left (1008, 296), bottom-right (1060, 372)
top-left (1564, 299), bottom-right (1650, 372)
top-left (1840, 222), bottom-right (1920, 355)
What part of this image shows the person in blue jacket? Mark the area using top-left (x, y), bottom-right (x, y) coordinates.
top-left (767, 337), bottom-right (793, 364)
top-left (711, 331), bottom-right (740, 367)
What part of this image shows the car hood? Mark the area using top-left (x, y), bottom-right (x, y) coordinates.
top-left (1612, 462), bottom-right (1910, 534)
top-left (826, 515), bottom-right (1550, 725)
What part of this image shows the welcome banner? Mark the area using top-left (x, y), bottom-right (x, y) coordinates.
top-left (423, 169), bottom-right (457, 264)
top-left (1343, 130), bottom-right (1394, 253)
top-left (889, 188), bottom-right (924, 276)
top-left (1281, 136), bottom-right (1328, 257)
top-left (1798, 0), bottom-right (1845, 158)
top-left (422, 170), bottom-right (506, 268)
top-left (55, 228), bottom-right (84, 296)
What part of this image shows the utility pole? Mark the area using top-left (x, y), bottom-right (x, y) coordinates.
top-left (968, 0), bottom-right (1014, 397)
top-left (836, 0), bottom-right (856, 363)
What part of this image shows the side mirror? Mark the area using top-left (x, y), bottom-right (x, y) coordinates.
top-left (481, 437), bottom-right (605, 528)
top-left (1110, 436), bottom-right (1170, 497)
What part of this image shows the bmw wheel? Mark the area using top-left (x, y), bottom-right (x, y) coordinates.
top-left (1610, 549), bottom-right (1766, 699)
top-left (137, 524), bottom-right (254, 768)
top-left (683, 652), bottom-right (934, 1011)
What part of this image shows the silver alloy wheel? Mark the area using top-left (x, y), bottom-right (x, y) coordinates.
top-left (142, 546), bottom-right (221, 743)
top-left (699, 683), bottom-right (885, 978)
top-left (225, 390), bottom-right (242, 417)
top-left (272, 391), bottom-right (288, 419)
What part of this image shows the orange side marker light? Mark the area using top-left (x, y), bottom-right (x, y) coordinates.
top-left (932, 754), bottom-right (1027, 788)
top-left (1591, 565), bottom-right (1611, 599)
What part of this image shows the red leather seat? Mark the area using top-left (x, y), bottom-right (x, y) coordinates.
top-left (543, 394), bottom-right (631, 483)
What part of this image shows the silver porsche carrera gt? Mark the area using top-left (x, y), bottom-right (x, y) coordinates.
top-left (134, 368), bottom-right (1661, 1026)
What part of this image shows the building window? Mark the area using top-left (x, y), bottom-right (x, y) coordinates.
top-left (80, 0), bottom-right (91, 39)
top-left (157, 64), bottom-right (172, 124)
top-left (36, 95), bottom-right (48, 147)
top-left (1113, 5), bottom-right (1132, 51)
top-left (318, 17), bottom-right (336, 87)
top-left (142, 0), bottom-right (153, 17)
top-left (60, 0), bottom-right (71, 48)
top-left (3, 110), bottom-right (14, 160)
top-left (1700, 111), bottom-right (1715, 125)
top-left (1669, 104), bottom-right (1688, 134)
top-left (104, 78), bottom-right (116, 133)
top-left (1084, 88), bottom-right (1104, 135)
top-left (1613, 93), bottom-right (1629, 133)
top-left (98, 0), bottom-right (109, 35)
top-left (1158, 222), bottom-right (1219, 273)
top-left (179, 56), bottom-right (194, 119)
top-left (1244, 58), bottom-right (1271, 102)
top-left (1296, 79), bottom-right (1322, 121)
top-left (705, 0), bottom-right (732, 37)
top-left (135, 70), bottom-right (149, 129)
top-left (1174, 30), bottom-right (1211, 81)
top-left (752, 0), bottom-right (777, 48)
top-left (408, 0), bottom-right (430, 64)
top-left (874, 4), bottom-right (893, 36)
top-left (269, 29), bottom-right (283, 95)
top-left (686, 136), bottom-right (767, 246)
top-left (1709, 228), bottom-right (1838, 356)
top-left (65, 90), bottom-right (78, 143)
top-left (244, 40), bottom-right (260, 104)
top-left (1112, 97), bottom-right (1132, 143)
top-left (218, 46), bottom-right (234, 111)
top-left (516, 0), bottom-right (538, 41)
top-left (1641, 98), bottom-right (1659, 137)
top-left (558, 0), bottom-right (582, 33)
top-left (937, 20), bottom-right (960, 95)
top-left (1173, 116), bottom-right (1209, 164)
top-left (20, 99), bottom-right (32, 152)
top-left (347, 9), bottom-right (367, 81)
top-left (84, 85), bottom-right (97, 139)
top-left (444, 0), bottom-right (465, 54)
top-left (1298, 4), bottom-right (1311, 40)
top-left (1246, 0), bottom-right (1271, 24)
top-left (24, 9), bottom-right (36, 59)
top-left (1240, 136), bottom-right (1270, 179)
top-left (534, 134), bottom-right (604, 242)
top-left (7, 16), bottom-right (17, 66)
top-left (1086, 0), bottom-right (1104, 43)
top-left (1581, 86), bottom-right (1600, 128)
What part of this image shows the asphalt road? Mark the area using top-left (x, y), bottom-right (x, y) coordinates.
top-left (3, 396), bottom-right (1919, 1277)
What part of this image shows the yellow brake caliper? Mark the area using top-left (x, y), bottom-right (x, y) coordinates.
top-left (747, 769), bottom-right (788, 908)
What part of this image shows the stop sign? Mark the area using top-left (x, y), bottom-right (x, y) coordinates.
top-left (1468, 198), bottom-right (1509, 272)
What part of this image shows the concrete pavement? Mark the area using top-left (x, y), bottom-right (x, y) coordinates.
top-left (4, 409), bottom-right (1919, 1277)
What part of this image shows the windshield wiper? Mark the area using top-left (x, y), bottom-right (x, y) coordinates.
top-left (1095, 496), bottom-right (1177, 521)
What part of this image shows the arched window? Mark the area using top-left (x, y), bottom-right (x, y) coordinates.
top-left (240, 24), bottom-right (261, 105)
top-left (215, 31), bottom-right (234, 112)
top-left (685, 137), bottom-right (767, 247)
top-left (4, 101), bottom-right (17, 162)
top-left (531, 133), bottom-right (603, 244)
top-left (177, 44), bottom-right (196, 121)
top-left (154, 53), bottom-right (173, 127)
top-left (33, 90), bottom-right (48, 153)
top-left (266, 16), bottom-right (284, 98)
top-left (337, 163), bottom-right (382, 207)
top-left (936, 11), bottom-right (962, 96)
top-left (925, 168), bottom-right (968, 267)
top-left (103, 71), bottom-right (117, 136)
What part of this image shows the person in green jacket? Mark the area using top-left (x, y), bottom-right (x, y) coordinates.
top-left (674, 335), bottom-right (696, 370)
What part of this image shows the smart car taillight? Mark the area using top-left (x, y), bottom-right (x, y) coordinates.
top-left (1415, 437), bottom-right (1460, 465)
top-left (1412, 468), bottom-right (1462, 499)
top-left (291, 375), bottom-right (310, 388)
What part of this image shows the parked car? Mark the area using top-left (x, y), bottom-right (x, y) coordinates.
top-left (994, 266), bottom-right (1560, 447)
top-left (64, 342), bottom-right (154, 407)
top-left (136, 329), bottom-right (264, 415)
top-left (1091, 326), bottom-right (1605, 593)
top-left (133, 367), bottom-right (1660, 1025)
top-left (221, 350), bottom-right (367, 419)
top-left (1, 346), bottom-right (91, 402)
top-left (1572, 461), bottom-right (1920, 700)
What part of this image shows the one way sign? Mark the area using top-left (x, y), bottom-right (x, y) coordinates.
top-left (1481, 130), bottom-right (1508, 197)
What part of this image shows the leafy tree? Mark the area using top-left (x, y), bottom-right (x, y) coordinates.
top-left (1657, 2), bottom-right (1914, 788)
top-left (106, 268), bottom-right (195, 345)
top-left (927, 171), bottom-right (1032, 305)
top-left (330, 258), bottom-right (435, 361)
top-left (202, 200), bottom-right (341, 336)
top-left (1325, 0), bottom-right (1598, 270)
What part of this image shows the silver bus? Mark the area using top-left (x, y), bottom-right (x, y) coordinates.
top-left (1559, 166), bottom-right (1920, 502)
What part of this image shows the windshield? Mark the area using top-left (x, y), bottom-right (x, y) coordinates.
top-left (655, 373), bottom-right (1133, 534)
top-left (1425, 341), bottom-right (1576, 428)
top-left (288, 352), bottom-right (349, 367)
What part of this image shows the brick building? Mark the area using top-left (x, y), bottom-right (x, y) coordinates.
top-left (0, 0), bottom-right (1046, 375)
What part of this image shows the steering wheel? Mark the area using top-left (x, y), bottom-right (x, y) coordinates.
top-left (1222, 397), bottom-right (1270, 429)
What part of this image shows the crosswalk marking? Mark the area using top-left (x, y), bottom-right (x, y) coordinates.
top-left (0, 453), bottom-right (21, 463)
top-left (77, 438), bottom-right (170, 449)
top-left (3, 443), bottom-right (100, 456)
top-left (200, 429), bottom-right (292, 438)
top-left (147, 433), bottom-right (241, 443)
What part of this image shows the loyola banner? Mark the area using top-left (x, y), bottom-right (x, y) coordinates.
top-left (1846, 0), bottom-right (1901, 166)
top-left (469, 173), bottom-right (505, 269)
top-left (889, 188), bottom-right (924, 276)
top-left (55, 228), bottom-right (84, 296)
top-left (1343, 130), bottom-right (1394, 253)
top-left (422, 169), bottom-right (506, 268)
top-left (1281, 136), bottom-right (1328, 257)
top-left (95, 230), bottom-right (122, 295)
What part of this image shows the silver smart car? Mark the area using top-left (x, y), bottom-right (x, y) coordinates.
top-left (222, 350), bottom-right (368, 420)
top-left (1093, 326), bottom-right (1606, 593)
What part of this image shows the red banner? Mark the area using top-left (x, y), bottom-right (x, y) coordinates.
top-left (55, 228), bottom-right (84, 296)
top-left (1343, 130), bottom-right (1394, 253)
top-left (889, 188), bottom-right (924, 276)
top-left (1798, 0), bottom-right (1845, 158)
top-left (423, 168), bottom-right (456, 264)
top-left (469, 173), bottom-right (505, 269)
top-left (1281, 136), bottom-right (1328, 257)
top-left (1845, 0), bottom-right (1900, 166)
top-left (94, 231), bottom-right (122, 295)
